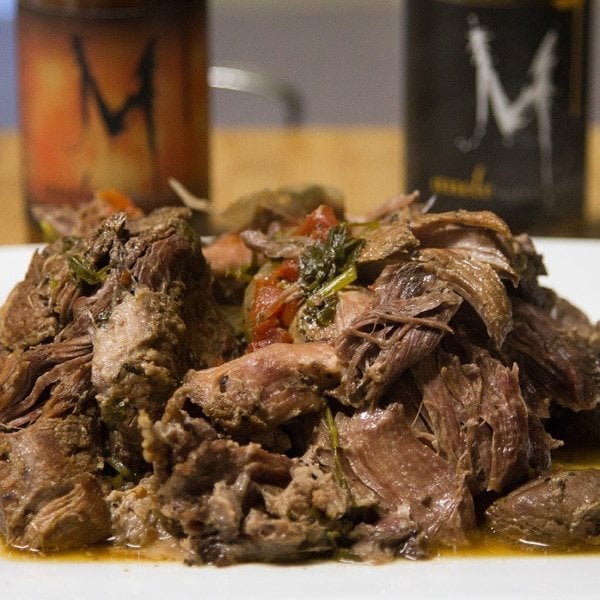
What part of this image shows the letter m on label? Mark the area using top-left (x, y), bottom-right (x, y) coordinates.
top-left (72, 35), bottom-right (157, 153)
top-left (456, 15), bottom-right (557, 156)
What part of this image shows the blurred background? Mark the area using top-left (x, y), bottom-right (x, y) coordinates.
top-left (1, 0), bottom-right (596, 129)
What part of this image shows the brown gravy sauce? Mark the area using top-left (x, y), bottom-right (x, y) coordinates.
top-left (2, 448), bottom-right (600, 565)
top-left (0, 537), bottom-right (185, 564)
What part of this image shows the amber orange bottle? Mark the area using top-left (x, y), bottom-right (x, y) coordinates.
top-left (17, 0), bottom-right (209, 228)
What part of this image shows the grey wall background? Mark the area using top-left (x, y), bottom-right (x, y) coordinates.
top-left (0, 0), bottom-right (598, 128)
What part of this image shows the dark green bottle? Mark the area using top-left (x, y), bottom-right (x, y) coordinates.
top-left (405, 0), bottom-right (589, 234)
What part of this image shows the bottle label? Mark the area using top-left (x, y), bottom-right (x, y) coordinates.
top-left (18, 2), bottom-right (208, 216)
top-left (405, 0), bottom-right (588, 231)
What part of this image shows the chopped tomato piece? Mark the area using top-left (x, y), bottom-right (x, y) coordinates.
top-left (253, 314), bottom-right (281, 341)
top-left (247, 267), bottom-right (302, 352)
top-left (272, 258), bottom-right (299, 282)
top-left (250, 279), bottom-right (286, 324)
top-left (247, 327), bottom-right (294, 353)
top-left (96, 188), bottom-right (144, 218)
top-left (295, 204), bottom-right (338, 241)
top-left (279, 297), bottom-right (302, 328)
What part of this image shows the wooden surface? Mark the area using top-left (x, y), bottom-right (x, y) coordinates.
top-left (0, 125), bottom-right (599, 245)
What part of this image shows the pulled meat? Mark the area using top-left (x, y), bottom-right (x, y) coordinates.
top-left (0, 189), bottom-right (599, 565)
top-left (486, 470), bottom-right (600, 548)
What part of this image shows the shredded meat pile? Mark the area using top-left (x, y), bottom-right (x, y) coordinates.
top-left (0, 188), bottom-right (599, 564)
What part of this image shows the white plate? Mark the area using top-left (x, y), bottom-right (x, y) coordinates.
top-left (0, 239), bottom-right (598, 600)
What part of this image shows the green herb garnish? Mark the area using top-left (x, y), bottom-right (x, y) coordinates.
top-left (105, 456), bottom-right (135, 489)
top-left (298, 223), bottom-right (363, 326)
top-left (101, 397), bottom-right (128, 430)
top-left (39, 220), bottom-right (59, 243)
top-left (67, 255), bottom-right (109, 285)
top-left (325, 405), bottom-right (350, 494)
top-left (298, 223), bottom-right (361, 293)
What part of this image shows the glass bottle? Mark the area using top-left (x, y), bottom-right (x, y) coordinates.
top-left (404, 0), bottom-right (589, 235)
top-left (17, 0), bottom-right (208, 230)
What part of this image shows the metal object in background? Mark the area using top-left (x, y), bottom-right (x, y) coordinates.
top-left (209, 63), bottom-right (305, 126)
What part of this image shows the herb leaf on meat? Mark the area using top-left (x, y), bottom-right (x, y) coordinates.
top-left (68, 255), bottom-right (109, 285)
top-left (298, 223), bottom-right (364, 326)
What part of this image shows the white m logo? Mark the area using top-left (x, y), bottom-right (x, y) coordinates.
top-left (456, 15), bottom-right (558, 204)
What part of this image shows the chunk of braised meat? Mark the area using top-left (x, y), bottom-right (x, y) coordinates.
top-left (0, 214), bottom-right (131, 427)
top-left (0, 249), bottom-right (62, 350)
top-left (419, 248), bottom-right (513, 347)
top-left (0, 339), bottom-right (93, 428)
top-left (336, 262), bottom-right (462, 407)
top-left (170, 342), bottom-right (342, 450)
top-left (0, 415), bottom-right (110, 552)
top-left (93, 209), bottom-right (236, 471)
top-left (197, 458), bottom-right (355, 566)
top-left (366, 197), bottom-right (516, 258)
top-left (335, 404), bottom-right (476, 548)
top-left (411, 209), bottom-right (514, 243)
top-left (412, 345), bottom-right (553, 495)
top-left (503, 298), bottom-right (600, 413)
top-left (160, 440), bottom-right (300, 565)
top-left (141, 403), bottom-right (347, 565)
top-left (91, 288), bottom-right (190, 474)
top-left (486, 469), bottom-right (600, 548)
top-left (0, 209), bottom-right (129, 353)
top-left (352, 203), bottom-right (522, 343)
top-left (123, 208), bottom-right (238, 369)
top-left (107, 474), bottom-right (174, 550)
top-left (356, 198), bottom-right (522, 288)
top-left (0, 213), bottom-right (120, 426)
top-left (141, 378), bottom-right (393, 565)
top-left (352, 219), bottom-right (419, 279)
top-left (0, 207), bottom-right (237, 476)
top-left (144, 397), bottom-right (409, 565)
